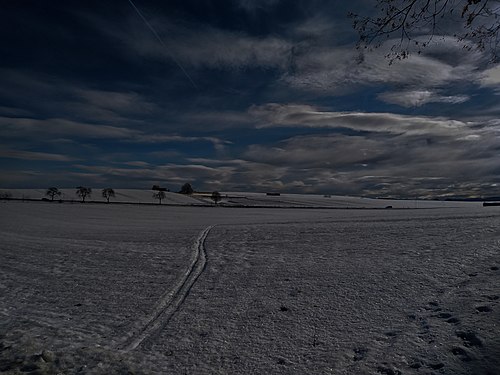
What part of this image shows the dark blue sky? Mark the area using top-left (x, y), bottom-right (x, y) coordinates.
top-left (1, 0), bottom-right (499, 198)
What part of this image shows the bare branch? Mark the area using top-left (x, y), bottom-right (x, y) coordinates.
top-left (351, 0), bottom-right (499, 62)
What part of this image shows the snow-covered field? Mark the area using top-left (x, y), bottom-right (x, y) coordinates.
top-left (0, 200), bottom-right (499, 374)
top-left (219, 192), bottom-right (480, 209)
top-left (0, 188), bottom-right (483, 208)
top-left (0, 189), bottom-right (205, 205)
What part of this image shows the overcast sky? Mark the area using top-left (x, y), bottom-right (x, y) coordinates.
top-left (1, 0), bottom-right (500, 198)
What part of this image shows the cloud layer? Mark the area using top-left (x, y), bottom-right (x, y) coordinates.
top-left (1, 2), bottom-right (499, 198)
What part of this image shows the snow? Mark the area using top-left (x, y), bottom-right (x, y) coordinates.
top-left (219, 191), bottom-right (480, 209)
top-left (1, 188), bottom-right (205, 205)
top-left (0, 200), bottom-right (499, 374)
top-left (0, 188), bottom-right (483, 208)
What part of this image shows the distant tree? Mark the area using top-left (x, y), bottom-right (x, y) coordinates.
top-left (211, 191), bottom-right (222, 205)
top-left (153, 191), bottom-right (166, 204)
top-left (0, 191), bottom-right (12, 200)
top-left (350, 0), bottom-right (500, 62)
top-left (179, 183), bottom-right (194, 195)
top-left (152, 184), bottom-right (168, 191)
top-left (102, 188), bottom-right (115, 203)
top-left (45, 187), bottom-right (61, 201)
top-left (76, 186), bottom-right (92, 203)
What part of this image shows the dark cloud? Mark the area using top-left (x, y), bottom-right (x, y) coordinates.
top-left (236, 0), bottom-right (282, 12)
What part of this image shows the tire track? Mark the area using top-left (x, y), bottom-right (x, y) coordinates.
top-left (118, 225), bottom-right (214, 351)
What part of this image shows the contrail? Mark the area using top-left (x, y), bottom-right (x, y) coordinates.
top-left (127, 0), bottom-right (198, 89)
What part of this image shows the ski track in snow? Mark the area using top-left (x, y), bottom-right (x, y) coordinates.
top-left (118, 225), bottom-right (214, 351)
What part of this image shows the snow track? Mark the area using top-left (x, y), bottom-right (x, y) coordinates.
top-left (118, 225), bottom-right (214, 351)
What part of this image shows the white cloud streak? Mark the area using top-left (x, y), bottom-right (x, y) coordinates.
top-left (0, 149), bottom-right (75, 161)
top-left (0, 117), bottom-right (140, 139)
top-left (95, 14), bottom-right (292, 70)
top-left (283, 37), bottom-right (485, 95)
top-left (0, 116), bottom-right (231, 150)
top-left (377, 90), bottom-right (470, 107)
top-left (249, 103), bottom-right (473, 136)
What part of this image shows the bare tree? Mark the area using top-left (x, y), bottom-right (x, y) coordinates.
top-left (350, 0), bottom-right (500, 62)
top-left (76, 186), bottom-right (92, 203)
top-left (102, 188), bottom-right (115, 203)
top-left (211, 191), bottom-right (222, 205)
top-left (153, 191), bottom-right (166, 204)
top-left (46, 187), bottom-right (61, 201)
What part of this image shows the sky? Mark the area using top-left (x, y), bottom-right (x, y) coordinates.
top-left (1, 0), bottom-right (500, 198)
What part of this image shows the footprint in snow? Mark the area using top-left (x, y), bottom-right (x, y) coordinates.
top-left (417, 317), bottom-right (430, 329)
top-left (409, 361), bottom-right (422, 369)
top-left (376, 365), bottom-right (401, 375)
top-left (451, 346), bottom-right (474, 362)
top-left (456, 330), bottom-right (483, 348)
top-left (425, 301), bottom-right (440, 311)
top-left (475, 305), bottom-right (492, 313)
top-left (428, 362), bottom-right (445, 370)
top-left (437, 312), bottom-right (452, 319)
top-left (352, 347), bottom-right (368, 361)
top-left (435, 312), bottom-right (460, 324)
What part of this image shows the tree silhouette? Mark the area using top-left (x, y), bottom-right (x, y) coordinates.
top-left (153, 191), bottom-right (166, 204)
top-left (0, 191), bottom-right (12, 200)
top-left (152, 184), bottom-right (168, 191)
top-left (211, 191), bottom-right (222, 205)
top-left (350, 0), bottom-right (500, 62)
top-left (179, 183), bottom-right (194, 195)
top-left (76, 186), bottom-right (92, 203)
top-left (102, 188), bottom-right (115, 203)
top-left (45, 187), bottom-right (61, 201)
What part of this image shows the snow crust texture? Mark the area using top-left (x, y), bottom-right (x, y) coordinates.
top-left (0, 201), bottom-right (499, 374)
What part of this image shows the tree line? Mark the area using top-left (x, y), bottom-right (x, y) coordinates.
top-left (44, 187), bottom-right (111, 203)
top-left (44, 184), bottom-right (222, 205)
